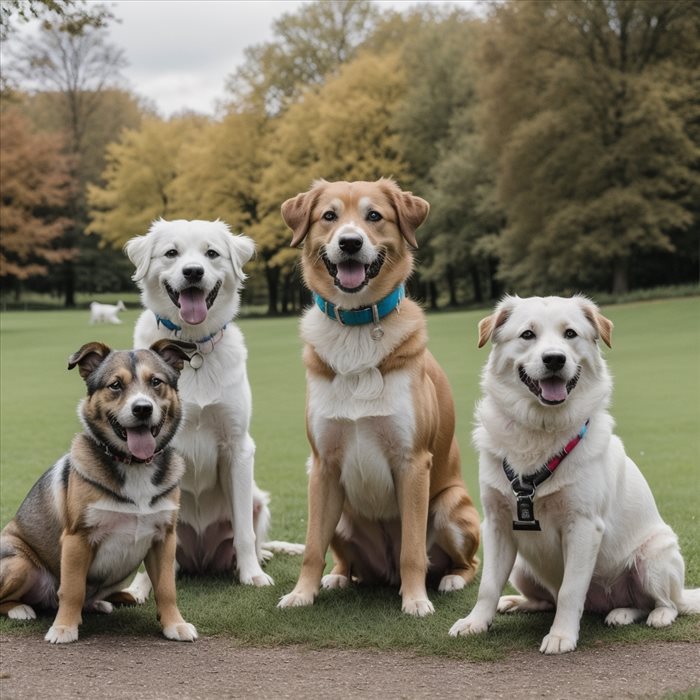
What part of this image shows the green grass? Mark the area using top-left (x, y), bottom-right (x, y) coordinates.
top-left (1, 297), bottom-right (699, 658)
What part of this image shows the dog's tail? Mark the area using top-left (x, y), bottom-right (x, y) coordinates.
top-left (678, 588), bottom-right (700, 614)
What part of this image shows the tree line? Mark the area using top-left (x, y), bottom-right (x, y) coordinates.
top-left (1, 0), bottom-right (698, 312)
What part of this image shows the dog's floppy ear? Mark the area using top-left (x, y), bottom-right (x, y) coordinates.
top-left (149, 339), bottom-right (197, 373)
top-left (282, 181), bottom-right (325, 248)
top-left (579, 297), bottom-right (613, 348)
top-left (477, 296), bottom-right (517, 348)
top-left (379, 178), bottom-right (429, 249)
top-left (68, 342), bottom-right (112, 380)
top-left (124, 231), bottom-right (155, 282)
top-left (224, 232), bottom-right (255, 281)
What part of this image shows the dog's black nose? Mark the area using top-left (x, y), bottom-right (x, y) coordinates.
top-left (542, 352), bottom-right (566, 372)
top-left (338, 235), bottom-right (363, 255)
top-left (182, 265), bottom-right (204, 282)
top-left (131, 400), bottom-right (153, 419)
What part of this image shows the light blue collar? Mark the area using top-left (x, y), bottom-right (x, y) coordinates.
top-left (155, 313), bottom-right (226, 344)
top-left (313, 285), bottom-right (405, 327)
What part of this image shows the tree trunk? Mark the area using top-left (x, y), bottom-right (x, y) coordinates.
top-left (63, 260), bottom-right (76, 308)
top-left (612, 258), bottom-right (628, 296)
top-left (429, 281), bottom-right (438, 310)
top-left (265, 264), bottom-right (280, 315)
top-left (446, 266), bottom-right (458, 307)
top-left (470, 264), bottom-right (483, 303)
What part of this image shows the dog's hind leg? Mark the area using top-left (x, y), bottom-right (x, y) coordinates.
top-left (636, 529), bottom-right (686, 628)
top-left (109, 570), bottom-right (153, 605)
top-left (321, 536), bottom-right (352, 590)
top-left (0, 538), bottom-right (45, 620)
top-left (498, 559), bottom-right (555, 613)
top-left (430, 486), bottom-right (481, 592)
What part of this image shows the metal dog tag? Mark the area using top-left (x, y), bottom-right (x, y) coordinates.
top-left (189, 352), bottom-right (203, 370)
top-left (513, 496), bottom-right (541, 531)
top-left (370, 324), bottom-right (384, 340)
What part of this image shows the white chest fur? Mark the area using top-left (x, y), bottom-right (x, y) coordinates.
top-left (304, 309), bottom-right (417, 521)
top-left (84, 498), bottom-right (177, 584)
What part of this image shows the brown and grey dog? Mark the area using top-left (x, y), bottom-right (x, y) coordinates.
top-left (0, 340), bottom-right (198, 644)
top-left (278, 178), bottom-right (480, 616)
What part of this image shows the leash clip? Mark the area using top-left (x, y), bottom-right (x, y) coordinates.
top-left (510, 480), bottom-right (541, 531)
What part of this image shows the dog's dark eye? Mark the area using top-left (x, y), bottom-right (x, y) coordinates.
top-left (520, 330), bottom-right (536, 340)
top-left (564, 329), bottom-right (578, 339)
top-left (108, 380), bottom-right (122, 392)
top-left (150, 377), bottom-right (162, 388)
top-left (322, 211), bottom-right (337, 222)
top-left (165, 249), bottom-right (178, 258)
top-left (205, 249), bottom-right (219, 259)
top-left (367, 210), bottom-right (382, 222)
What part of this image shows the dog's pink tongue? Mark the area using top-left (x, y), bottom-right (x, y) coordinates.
top-left (178, 288), bottom-right (207, 325)
top-left (336, 261), bottom-right (366, 290)
top-left (126, 427), bottom-right (156, 461)
top-left (539, 377), bottom-right (568, 403)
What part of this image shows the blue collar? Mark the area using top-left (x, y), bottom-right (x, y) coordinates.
top-left (314, 285), bottom-right (405, 326)
top-left (156, 314), bottom-right (181, 332)
top-left (155, 313), bottom-right (226, 344)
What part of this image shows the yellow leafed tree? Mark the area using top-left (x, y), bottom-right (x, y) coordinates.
top-left (87, 115), bottom-right (208, 247)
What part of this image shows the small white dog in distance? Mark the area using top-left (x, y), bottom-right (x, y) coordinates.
top-left (89, 300), bottom-right (126, 324)
top-left (124, 219), bottom-right (299, 594)
top-left (449, 295), bottom-right (700, 654)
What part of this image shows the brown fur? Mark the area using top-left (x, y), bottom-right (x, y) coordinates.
top-left (0, 340), bottom-right (198, 643)
top-left (279, 179), bottom-right (480, 615)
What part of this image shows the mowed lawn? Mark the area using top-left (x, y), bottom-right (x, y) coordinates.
top-left (0, 297), bottom-right (698, 658)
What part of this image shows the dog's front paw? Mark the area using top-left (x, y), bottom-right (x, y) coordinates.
top-left (7, 603), bottom-right (36, 620)
top-left (239, 571), bottom-right (274, 587)
top-left (163, 622), bottom-right (198, 642)
top-left (449, 613), bottom-right (490, 637)
top-left (438, 574), bottom-right (466, 593)
top-left (45, 624), bottom-right (79, 644)
top-left (540, 631), bottom-right (577, 654)
top-left (277, 590), bottom-right (315, 608)
top-left (402, 597), bottom-right (434, 617)
top-left (321, 574), bottom-right (348, 590)
top-left (647, 606), bottom-right (678, 628)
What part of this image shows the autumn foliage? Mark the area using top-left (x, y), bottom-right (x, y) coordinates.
top-left (0, 107), bottom-right (76, 281)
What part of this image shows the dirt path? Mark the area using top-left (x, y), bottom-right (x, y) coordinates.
top-left (1, 634), bottom-right (698, 699)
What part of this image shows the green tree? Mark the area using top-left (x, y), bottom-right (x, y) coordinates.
top-left (478, 0), bottom-right (700, 295)
top-left (389, 8), bottom-right (502, 306)
top-left (228, 0), bottom-right (380, 113)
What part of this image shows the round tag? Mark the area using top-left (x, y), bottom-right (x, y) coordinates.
top-left (189, 352), bottom-right (203, 370)
top-left (370, 325), bottom-right (384, 340)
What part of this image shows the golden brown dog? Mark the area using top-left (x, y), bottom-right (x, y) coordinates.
top-left (0, 340), bottom-right (197, 643)
top-left (277, 178), bottom-right (480, 616)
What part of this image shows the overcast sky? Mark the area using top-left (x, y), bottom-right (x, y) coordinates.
top-left (6, 0), bottom-right (483, 117)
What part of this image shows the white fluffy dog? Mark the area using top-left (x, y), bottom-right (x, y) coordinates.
top-left (124, 219), bottom-right (278, 589)
top-left (89, 300), bottom-right (126, 324)
top-left (449, 295), bottom-right (700, 654)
